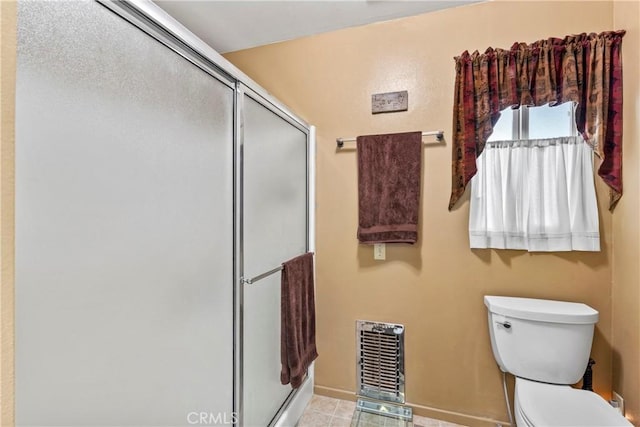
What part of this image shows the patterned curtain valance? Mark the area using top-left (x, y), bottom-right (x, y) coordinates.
top-left (449, 30), bottom-right (625, 211)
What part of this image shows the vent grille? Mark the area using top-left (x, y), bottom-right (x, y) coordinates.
top-left (356, 320), bottom-right (405, 403)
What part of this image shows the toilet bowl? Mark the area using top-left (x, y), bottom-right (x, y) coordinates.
top-left (484, 296), bottom-right (631, 427)
top-left (515, 378), bottom-right (631, 427)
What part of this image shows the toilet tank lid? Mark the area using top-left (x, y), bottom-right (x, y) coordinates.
top-left (484, 296), bottom-right (599, 324)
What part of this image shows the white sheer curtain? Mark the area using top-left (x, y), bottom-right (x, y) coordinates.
top-left (469, 136), bottom-right (600, 252)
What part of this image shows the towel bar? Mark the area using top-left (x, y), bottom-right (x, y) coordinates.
top-left (336, 130), bottom-right (444, 148)
top-left (241, 265), bottom-right (283, 285)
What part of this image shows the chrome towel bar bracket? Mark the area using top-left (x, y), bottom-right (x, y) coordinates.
top-left (241, 265), bottom-right (283, 285)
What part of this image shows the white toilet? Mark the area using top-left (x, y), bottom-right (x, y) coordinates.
top-left (484, 295), bottom-right (631, 427)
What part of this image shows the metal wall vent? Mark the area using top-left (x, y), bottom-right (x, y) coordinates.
top-left (356, 320), bottom-right (405, 404)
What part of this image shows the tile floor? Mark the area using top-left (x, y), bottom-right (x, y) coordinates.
top-left (297, 395), bottom-right (466, 427)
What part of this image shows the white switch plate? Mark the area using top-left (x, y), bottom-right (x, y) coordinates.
top-left (613, 391), bottom-right (624, 416)
top-left (374, 244), bottom-right (386, 260)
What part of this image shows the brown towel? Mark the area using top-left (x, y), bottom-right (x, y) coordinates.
top-left (280, 252), bottom-right (318, 389)
top-left (357, 131), bottom-right (422, 244)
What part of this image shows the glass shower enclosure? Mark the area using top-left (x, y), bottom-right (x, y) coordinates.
top-left (14, 1), bottom-right (313, 426)
top-left (240, 91), bottom-right (309, 426)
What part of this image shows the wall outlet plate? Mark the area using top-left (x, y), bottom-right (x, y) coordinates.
top-left (374, 243), bottom-right (386, 260)
top-left (612, 391), bottom-right (624, 416)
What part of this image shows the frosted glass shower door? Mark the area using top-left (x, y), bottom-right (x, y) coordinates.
top-left (242, 92), bottom-right (308, 426)
top-left (15, 1), bottom-right (234, 426)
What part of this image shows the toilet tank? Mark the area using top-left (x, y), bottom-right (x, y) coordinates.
top-left (484, 296), bottom-right (598, 385)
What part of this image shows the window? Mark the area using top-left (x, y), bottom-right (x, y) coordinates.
top-left (488, 102), bottom-right (576, 142)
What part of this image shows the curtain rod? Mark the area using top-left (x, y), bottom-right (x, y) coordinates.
top-left (336, 130), bottom-right (444, 148)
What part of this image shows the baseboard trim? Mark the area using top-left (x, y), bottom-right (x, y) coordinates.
top-left (314, 385), bottom-right (509, 427)
top-left (407, 401), bottom-right (508, 427)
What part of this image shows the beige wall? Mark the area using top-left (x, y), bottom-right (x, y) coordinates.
top-left (613, 1), bottom-right (640, 425)
top-left (0, 1), bottom-right (16, 426)
top-left (1, 1), bottom-right (636, 426)
top-left (225, 2), bottom-right (623, 425)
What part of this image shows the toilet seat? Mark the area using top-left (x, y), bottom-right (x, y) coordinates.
top-left (515, 378), bottom-right (632, 426)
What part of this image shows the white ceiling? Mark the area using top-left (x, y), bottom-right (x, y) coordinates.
top-left (155, 1), bottom-right (480, 54)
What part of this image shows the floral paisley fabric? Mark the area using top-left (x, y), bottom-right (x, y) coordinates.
top-left (449, 30), bottom-right (625, 211)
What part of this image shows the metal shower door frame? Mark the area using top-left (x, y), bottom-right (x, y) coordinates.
top-left (95, 1), bottom-right (315, 426)
top-left (235, 82), bottom-right (312, 426)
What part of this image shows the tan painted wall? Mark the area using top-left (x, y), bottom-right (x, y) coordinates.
top-left (612, 1), bottom-right (640, 425)
top-left (0, 1), bottom-right (16, 426)
top-left (225, 2), bottom-right (620, 425)
top-left (2, 1), bottom-right (635, 426)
